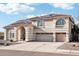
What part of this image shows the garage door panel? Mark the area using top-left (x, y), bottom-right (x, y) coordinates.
top-left (36, 33), bottom-right (53, 42)
top-left (56, 33), bottom-right (66, 42)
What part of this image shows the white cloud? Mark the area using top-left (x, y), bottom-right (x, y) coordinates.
top-left (26, 14), bottom-right (44, 18)
top-left (26, 15), bottom-right (35, 18)
top-left (26, 13), bottom-right (53, 18)
top-left (0, 3), bottom-right (35, 14)
top-left (51, 3), bottom-right (75, 10)
top-left (25, 3), bottom-right (40, 6)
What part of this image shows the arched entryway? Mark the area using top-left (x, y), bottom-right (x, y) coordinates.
top-left (18, 26), bottom-right (25, 41)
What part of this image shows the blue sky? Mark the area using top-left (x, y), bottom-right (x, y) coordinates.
top-left (0, 3), bottom-right (79, 32)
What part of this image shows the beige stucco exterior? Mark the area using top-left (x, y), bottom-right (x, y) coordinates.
top-left (4, 14), bottom-right (74, 42)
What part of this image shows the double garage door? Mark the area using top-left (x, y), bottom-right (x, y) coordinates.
top-left (36, 33), bottom-right (66, 42)
top-left (36, 33), bottom-right (53, 42)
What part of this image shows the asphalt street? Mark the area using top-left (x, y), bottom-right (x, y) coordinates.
top-left (0, 49), bottom-right (76, 56)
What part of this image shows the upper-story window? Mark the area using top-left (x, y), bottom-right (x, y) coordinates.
top-left (37, 20), bottom-right (44, 27)
top-left (56, 19), bottom-right (66, 27)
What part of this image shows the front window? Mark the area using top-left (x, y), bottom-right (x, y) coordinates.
top-left (56, 19), bottom-right (66, 27)
top-left (11, 33), bottom-right (14, 38)
top-left (10, 30), bottom-right (15, 38)
top-left (37, 20), bottom-right (44, 27)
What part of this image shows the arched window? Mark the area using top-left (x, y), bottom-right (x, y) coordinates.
top-left (56, 19), bottom-right (66, 25)
top-left (56, 19), bottom-right (66, 27)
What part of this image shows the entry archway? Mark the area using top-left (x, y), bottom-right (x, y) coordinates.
top-left (18, 26), bottom-right (25, 41)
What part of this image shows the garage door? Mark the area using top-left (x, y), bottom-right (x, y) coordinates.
top-left (56, 33), bottom-right (66, 42)
top-left (36, 33), bottom-right (53, 42)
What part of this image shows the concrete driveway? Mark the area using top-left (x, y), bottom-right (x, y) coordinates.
top-left (0, 41), bottom-right (64, 53)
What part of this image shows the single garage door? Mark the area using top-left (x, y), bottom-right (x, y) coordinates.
top-left (36, 33), bottom-right (53, 42)
top-left (56, 33), bottom-right (66, 42)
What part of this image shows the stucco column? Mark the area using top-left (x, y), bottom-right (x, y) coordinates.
top-left (25, 27), bottom-right (29, 41)
top-left (18, 29), bottom-right (20, 41)
top-left (4, 29), bottom-right (7, 40)
top-left (65, 33), bottom-right (69, 42)
top-left (53, 33), bottom-right (56, 42)
top-left (14, 27), bottom-right (17, 41)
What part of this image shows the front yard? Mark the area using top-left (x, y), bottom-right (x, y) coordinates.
top-left (58, 42), bottom-right (79, 51)
top-left (0, 41), bottom-right (79, 55)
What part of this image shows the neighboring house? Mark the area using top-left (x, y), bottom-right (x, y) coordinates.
top-left (4, 14), bottom-right (74, 42)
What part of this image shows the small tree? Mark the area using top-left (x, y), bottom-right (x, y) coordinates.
top-left (71, 24), bottom-right (79, 42)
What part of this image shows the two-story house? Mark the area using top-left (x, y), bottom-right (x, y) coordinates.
top-left (4, 14), bottom-right (74, 42)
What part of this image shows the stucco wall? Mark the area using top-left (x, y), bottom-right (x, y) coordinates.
top-left (28, 26), bottom-right (35, 41)
top-left (32, 17), bottom-right (70, 33)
